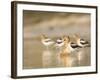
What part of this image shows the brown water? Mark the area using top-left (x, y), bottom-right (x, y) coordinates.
top-left (23, 39), bottom-right (90, 69)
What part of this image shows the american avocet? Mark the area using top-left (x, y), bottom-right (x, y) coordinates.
top-left (55, 37), bottom-right (64, 52)
top-left (41, 34), bottom-right (54, 50)
top-left (73, 34), bottom-right (90, 48)
top-left (62, 36), bottom-right (81, 53)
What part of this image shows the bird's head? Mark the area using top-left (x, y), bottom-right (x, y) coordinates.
top-left (40, 34), bottom-right (47, 39)
top-left (63, 35), bottom-right (70, 43)
top-left (73, 34), bottom-right (80, 40)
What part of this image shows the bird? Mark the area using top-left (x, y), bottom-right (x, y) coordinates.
top-left (62, 36), bottom-right (81, 53)
top-left (73, 34), bottom-right (90, 48)
top-left (55, 37), bottom-right (64, 52)
top-left (40, 34), bottom-right (55, 50)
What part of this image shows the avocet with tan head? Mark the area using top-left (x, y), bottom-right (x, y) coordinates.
top-left (63, 36), bottom-right (81, 53)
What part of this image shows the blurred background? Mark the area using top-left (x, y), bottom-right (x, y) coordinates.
top-left (23, 11), bottom-right (91, 69)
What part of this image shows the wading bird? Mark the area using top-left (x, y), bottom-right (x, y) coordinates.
top-left (41, 34), bottom-right (54, 50)
top-left (55, 37), bottom-right (64, 52)
top-left (62, 36), bottom-right (81, 53)
top-left (73, 34), bottom-right (90, 48)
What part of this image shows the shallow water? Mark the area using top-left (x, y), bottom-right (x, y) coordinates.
top-left (23, 40), bottom-right (90, 69)
top-left (23, 11), bottom-right (91, 69)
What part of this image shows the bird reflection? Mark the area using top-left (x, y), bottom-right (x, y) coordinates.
top-left (42, 43), bottom-right (89, 68)
top-left (42, 50), bottom-right (52, 68)
top-left (59, 53), bottom-right (73, 67)
top-left (77, 49), bottom-right (84, 65)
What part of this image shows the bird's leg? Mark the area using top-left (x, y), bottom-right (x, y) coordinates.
top-left (59, 47), bottom-right (63, 53)
top-left (46, 46), bottom-right (49, 50)
top-left (59, 48), bottom-right (61, 52)
top-left (78, 59), bottom-right (81, 66)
